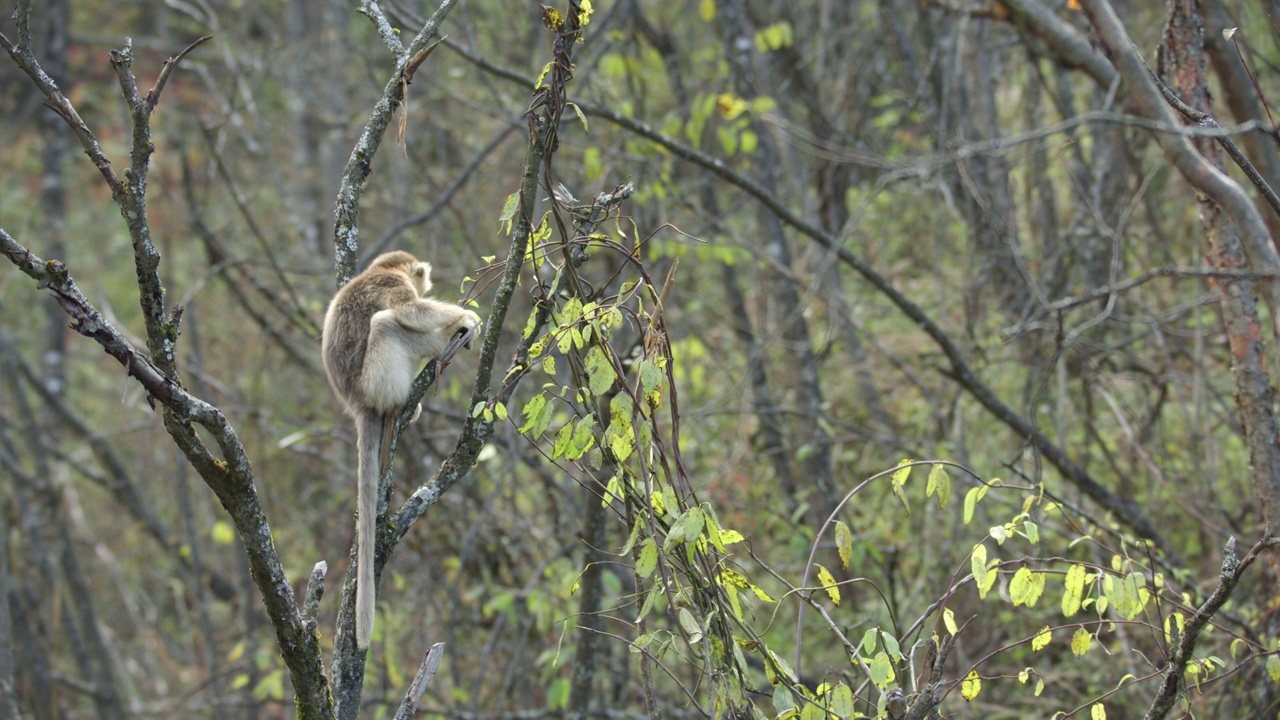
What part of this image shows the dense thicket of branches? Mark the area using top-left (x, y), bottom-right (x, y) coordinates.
top-left (3, 1), bottom-right (1280, 718)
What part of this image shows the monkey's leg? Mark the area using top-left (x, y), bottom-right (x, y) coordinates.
top-left (360, 317), bottom-right (420, 414)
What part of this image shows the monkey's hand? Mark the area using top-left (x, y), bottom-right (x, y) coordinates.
top-left (455, 311), bottom-right (482, 350)
top-left (440, 322), bottom-right (479, 360)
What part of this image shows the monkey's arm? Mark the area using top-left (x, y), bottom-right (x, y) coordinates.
top-left (389, 298), bottom-right (480, 336)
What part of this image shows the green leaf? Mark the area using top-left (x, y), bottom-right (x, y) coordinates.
top-left (649, 490), bottom-right (665, 516)
top-left (868, 651), bottom-right (895, 689)
top-left (989, 525), bottom-right (1008, 545)
top-left (636, 539), bottom-right (657, 578)
top-left (497, 191), bottom-right (519, 228)
top-left (636, 583), bottom-right (659, 622)
top-left (704, 514), bottom-right (725, 552)
top-left (880, 631), bottom-right (902, 661)
top-left (814, 563), bottom-right (840, 606)
top-left (212, 520), bottom-right (235, 545)
top-left (684, 505), bottom-right (705, 541)
top-left (518, 394), bottom-right (549, 435)
top-left (829, 682), bottom-right (854, 719)
top-left (1071, 628), bottom-right (1092, 657)
top-left (640, 359), bottom-right (663, 396)
top-left (835, 521), bottom-right (853, 570)
top-left (620, 516), bottom-right (644, 555)
top-left (253, 669), bottom-right (285, 701)
top-left (890, 458), bottom-right (912, 486)
top-left (600, 474), bottom-right (621, 507)
top-left (1010, 567), bottom-right (1046, 607)
top-left (547, 677), bottom-right (569, 711)
top-left (972, 544), bottom-right (998, 599)
top-left (768, 649), bottom-right (799, 685)
top-left (861, 628), bottom-right (877, 655)
top-left (566, 417), bottom-right (595, 461)
top-left (1265, 654), bottom-right (1280, 683)
top-left (610, 428), bottom-right (635, 462)
top-left (1063, 564), bottom-right (1086, 618)
top-left (1231, 638), bottom-right (1246, 660)
top-left (678, 607), bottom-right (703, 644)
top-left (943, 608), bottom-right (958, 635)
top-left (725, 582), bottom-right (743, 620)
top-left (772, 685), bottom-right (795, 713)
top-left (976, 566), bottom-right (997, 601)
top-left (750, 583), bottom-right (776, 603)
top-left (552, 421), bottom-right (574, 459)
top-left (961, 669), bottom-right (981, 701)
top-left (567, 101), bottom-right (588, 134)
top-left (926, 464), bottom-right (950, 508)
top-left (963, 485), bottom-right (988, 524)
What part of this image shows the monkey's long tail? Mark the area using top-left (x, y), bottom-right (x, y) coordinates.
top-left (355, 410), bottom-right (383, 650)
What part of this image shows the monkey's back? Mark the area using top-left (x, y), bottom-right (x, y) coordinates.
top-left (321, 270), bottom-right (419, 416)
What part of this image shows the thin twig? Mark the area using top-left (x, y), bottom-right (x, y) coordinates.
top-left (1145, 535), bottom-right (1280, 719)
top-left (146, 35), bottom-right (211, 108)
top-left (1227, 29), bottom-right (1276, 129)
top-left (360, 0), bottom-right (407, 57)
top-left (394, 643), bottom-right (446, 720)
top-left (1152, 70), bottom-right (1280, 221)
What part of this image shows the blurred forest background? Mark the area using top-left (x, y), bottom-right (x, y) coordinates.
top-left (4, 0), bottom-right (1280, 718)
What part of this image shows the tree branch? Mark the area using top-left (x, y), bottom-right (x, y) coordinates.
top-left (1145, 535), bottom-right (1279, 719)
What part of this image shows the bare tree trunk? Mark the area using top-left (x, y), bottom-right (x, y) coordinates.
top-left (718, 0), bottom-right (834, 526)
top-left (38, 0), bottom-right (68, 407)
top-left (0, 498), bottom-right (21, 720)
top-left (1160, 6), bottom-right (1280, 712)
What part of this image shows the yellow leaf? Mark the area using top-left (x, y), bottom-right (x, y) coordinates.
top-left (699, 0), bottom-right (715, 22)
top-left (815, 563), bottom-right (840, 606)
top-left (1010, 568), bottom-right (1046, 607)
top-left (890, 458), bottom-right (913, 487)
top-left (961, 669), bottom-right (982, 701)
top-left (943, 608), bottom-right (958, 635)
top-left (835, 521), bottom-right (852, 570)
top-left (1091, 702), bottom-right (1107, 720)
top-left (1032, 626), bottom-right (1052, 652)
top-left (1062, 563), bottom-right (1086, 617)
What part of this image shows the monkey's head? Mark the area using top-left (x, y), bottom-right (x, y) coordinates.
top-left (409, 261), bottom-right (432, 295)
top-left (368, 251), bottom-right (432, 296)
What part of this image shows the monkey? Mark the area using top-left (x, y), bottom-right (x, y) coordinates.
top-left (321, 250), bottom-right (480, 649)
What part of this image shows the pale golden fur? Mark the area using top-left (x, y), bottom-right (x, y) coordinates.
top-left (321, 250), bottom-right (479, 649)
